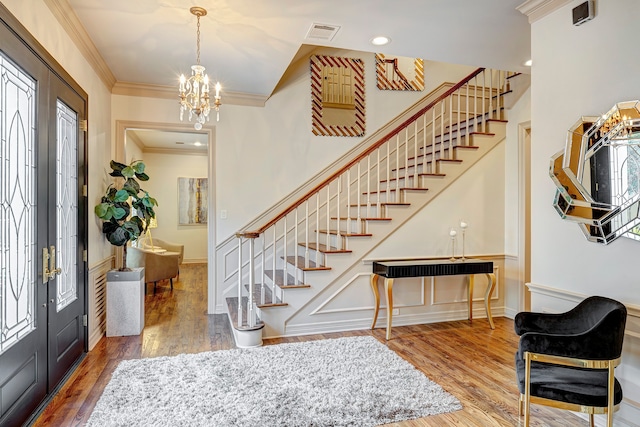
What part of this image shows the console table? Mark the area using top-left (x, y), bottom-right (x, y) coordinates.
top-left (370, 259), bottom-right (496, 340)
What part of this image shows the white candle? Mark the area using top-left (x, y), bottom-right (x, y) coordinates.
top-left (449, 229), bottom-right (457, 237)
top-left (215, 82), bottom-right (221, 98)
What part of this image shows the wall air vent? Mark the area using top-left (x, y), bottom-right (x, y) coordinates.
top-left (305, 23), bottom-right (341, 41)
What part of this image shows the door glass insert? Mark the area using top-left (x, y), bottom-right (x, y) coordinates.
top-left (55, 100), bottom-right (78, 312)
top-left (0, 53), bottom-right (37, 353)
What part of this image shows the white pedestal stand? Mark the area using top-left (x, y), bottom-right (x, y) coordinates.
top-left (106, 267), bottom-right (145, 337)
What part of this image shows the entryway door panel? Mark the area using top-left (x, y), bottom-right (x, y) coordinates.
top-left (0, 15), bottom-right (87, 427)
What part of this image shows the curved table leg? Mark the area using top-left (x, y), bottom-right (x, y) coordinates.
top-left (370, 274), bottom-right (380, 329)
top-left (484, 273), bottom-right (496, 329)
top-left (385, 278), bottom-right (394, 340)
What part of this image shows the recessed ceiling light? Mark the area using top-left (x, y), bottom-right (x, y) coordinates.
top-left (371, 36), bottom-right (391, 46)
top-left (194, 142), bottom-right (202, 147)
top-left (524, 59), bottom-right (532, 67)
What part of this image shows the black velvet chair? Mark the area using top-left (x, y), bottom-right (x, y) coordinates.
top-left (514, 296), bottom-right (627, 427)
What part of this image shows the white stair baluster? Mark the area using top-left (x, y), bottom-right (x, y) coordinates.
top-left (237, 235), bottom-right (243, 328)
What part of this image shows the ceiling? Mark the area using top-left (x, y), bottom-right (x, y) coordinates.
top-left (66, 0), bottom-right (531, 98)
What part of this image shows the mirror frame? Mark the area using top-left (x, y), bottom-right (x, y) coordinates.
top-left (310, 55), bottom-right (365, 137)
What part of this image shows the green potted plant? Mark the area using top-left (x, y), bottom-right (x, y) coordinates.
top-left (94, 160), bottom-right (158, 270)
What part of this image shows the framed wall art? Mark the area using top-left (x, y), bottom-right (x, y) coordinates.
top-left (177, 177), bottom-right (208, 225)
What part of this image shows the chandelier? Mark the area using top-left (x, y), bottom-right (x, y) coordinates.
top-left (179, 6), bottom-right (221, 130)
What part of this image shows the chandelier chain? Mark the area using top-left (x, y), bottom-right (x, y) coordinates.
top-left (196, 14), bottom-right (201, 66)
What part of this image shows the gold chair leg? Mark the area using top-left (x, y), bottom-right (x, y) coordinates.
top-left (518, 394), bottom-right (523, 416)
top-left (589, 414), bottom-right (594, 427)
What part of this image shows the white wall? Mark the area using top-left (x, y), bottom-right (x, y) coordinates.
top-left (531, 0), bottom-right (640, 304)
top-left (2, 0), bottom-right (113, 266)
top-left (141, 152), bottom-right (209, 262)
top-left (531, 1), bottom-right (640, 423)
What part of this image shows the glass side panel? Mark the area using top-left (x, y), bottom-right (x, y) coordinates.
top-left (55, 100), bottom-right (78, 312)
top-left (0, 53), bottom-right (37, 353)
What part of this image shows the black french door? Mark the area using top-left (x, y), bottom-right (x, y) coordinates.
top-left (0, 6), bottom-right (87, 426)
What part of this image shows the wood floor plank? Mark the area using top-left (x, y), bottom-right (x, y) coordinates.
top-left (32, 263), bottom-right (583, 426)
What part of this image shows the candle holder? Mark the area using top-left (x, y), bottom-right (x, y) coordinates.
top-left (449, 228), bottom-right (457, 261)
top-left (460, 220), bottom-right (468, 261)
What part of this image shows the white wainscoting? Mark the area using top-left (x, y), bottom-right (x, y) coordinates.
top-left (527, 283), bottom-right (640, 427)
top-left (88, 256), bottom-right (115, 350)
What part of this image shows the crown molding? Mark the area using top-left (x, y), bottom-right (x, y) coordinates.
top-left (517, 0), bottom-right (572, 23)
top-left (143, 147), bottom-right (207, 156)
top-left (112, 81), bottom-right (268, 107)
top-left (44, 0), bottom-right (116, 90)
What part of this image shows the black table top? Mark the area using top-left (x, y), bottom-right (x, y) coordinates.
top-left (372, 259), bottom-right (493, 278)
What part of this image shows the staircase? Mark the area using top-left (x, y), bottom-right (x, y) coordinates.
top-left (225, 68), bottom-right (519, 346)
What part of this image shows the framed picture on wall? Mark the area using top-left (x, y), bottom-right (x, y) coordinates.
top-left (177, 177), bottom-right (208, 225)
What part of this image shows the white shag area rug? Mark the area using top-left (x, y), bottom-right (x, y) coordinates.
top-left (87, 336), bottom-right (461, 426)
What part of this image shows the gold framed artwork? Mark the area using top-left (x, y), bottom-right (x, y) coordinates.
top-left (177, 177), bottom-right (208, 225)
top-left (310, 55), bottom-right (365, 137)
top-left (375, 53), bottom-right (424, 91)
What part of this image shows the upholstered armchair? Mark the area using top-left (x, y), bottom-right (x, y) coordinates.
top-left (514, 296), bottom-right (627, 427)
top-left (126, 246), bottom-right (180, 294)
top-left (137, 237), bottom-right (184, 265)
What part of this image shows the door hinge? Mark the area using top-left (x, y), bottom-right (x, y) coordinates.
top-left (82, 185), bottom-right (87, 197)
top-left (82, 314), bottom-right (88, 327)
top-left (83, 250), bottom-right (87, 262)
top-left (79, 120), bottom-right (88, 132)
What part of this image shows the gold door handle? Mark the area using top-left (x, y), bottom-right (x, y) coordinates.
top-left (43, 246), bottom-right (62, 282)
top-left (42, 247), bottom-right (51, 284)
top-left (49, 245), bottom-right (62, 279)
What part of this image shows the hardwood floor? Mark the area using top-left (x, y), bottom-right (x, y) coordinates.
top-left (33, 263), bottom-right (582, 426)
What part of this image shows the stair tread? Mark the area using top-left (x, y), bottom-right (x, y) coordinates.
top-left (244, 283), bottom-right (288, 308)
top-left (331, 217), bottom-right (392, 222)
top-left (419, 173), bottom-right (446, 177)
top-left (300, 242), bottom-right (352, 253)
top-left (284, 255), bottom-right (331, 271)
top-left (225, 296), bottom-right (265, 331)
top-left (265, 269), bottom-right (311, 288)
top-left (365, 187), bottom-right (428, 195)
top-left (436, 159), bottom-right (463, 163)
top-left (316, 229), bottom-right (373, 237)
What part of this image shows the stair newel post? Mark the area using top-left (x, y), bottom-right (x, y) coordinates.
top-left (260, 234), bottom-right (266, 306)
top-left (294, 208), bottom-right (299, 274)
top-left (247, 235), bottom-right (256, 328)
top-left (346, 169), bottom-right (351, 235)
top-left (304, 200), bottom-right (309, 269)
top-left (236, 234), bottom-right (243, 329)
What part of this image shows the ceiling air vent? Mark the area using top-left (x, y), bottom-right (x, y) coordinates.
top-left (305, 23), bottom-right (340, 41)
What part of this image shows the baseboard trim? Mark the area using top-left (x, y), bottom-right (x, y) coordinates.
top-left (274, 308), bottom-right (506, 339)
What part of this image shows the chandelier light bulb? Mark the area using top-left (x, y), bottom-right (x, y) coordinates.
top-left (460, 220), bottom-right (468, 229)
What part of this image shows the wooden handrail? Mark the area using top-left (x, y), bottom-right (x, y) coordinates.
top-left (243, 67), bottom-right (486, 235)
